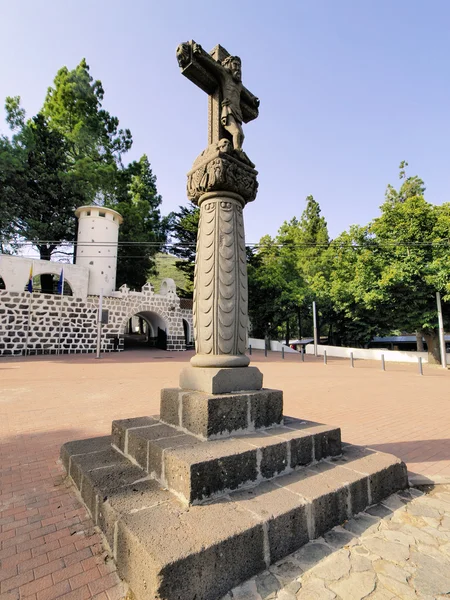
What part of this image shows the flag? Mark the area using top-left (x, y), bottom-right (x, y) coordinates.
top-left (57, 268), bottom-right (64, 295)
top-left (27, 265), bottom-right (33, 292)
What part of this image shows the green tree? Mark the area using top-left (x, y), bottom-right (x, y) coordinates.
top-left (324, 163), bottom-right (450, 361)
top-left (168, 203), bottom-right (200, 298)
top-left (107, 155), bottom-right (167, 290)
top-left (42, 59), bottom-right (132, 202)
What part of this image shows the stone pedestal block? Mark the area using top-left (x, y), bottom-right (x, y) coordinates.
top-left (179, 365), bottom-right (263, 394)
top-left (160, 387), bottom-right (282, 439)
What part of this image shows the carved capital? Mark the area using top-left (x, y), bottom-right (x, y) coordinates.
top-left (187, 141), bottom-right (258, 205)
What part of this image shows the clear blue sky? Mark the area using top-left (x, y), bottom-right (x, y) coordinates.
top-left (2, 0), bottom-right (450, 243)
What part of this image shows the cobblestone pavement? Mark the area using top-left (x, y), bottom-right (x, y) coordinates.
top-left (224, 485), bottom-right (450, 600)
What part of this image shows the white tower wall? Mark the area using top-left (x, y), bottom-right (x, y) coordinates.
top-left (75, 206), bottom-right (123, 296)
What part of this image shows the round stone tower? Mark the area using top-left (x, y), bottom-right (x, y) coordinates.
top-left (74, 206), bottom-right (123, 296)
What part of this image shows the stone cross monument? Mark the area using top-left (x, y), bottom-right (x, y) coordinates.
top-left (61, 42), bottom-right (408, 600)
top-left (176, 41), bottom-right (261, 384)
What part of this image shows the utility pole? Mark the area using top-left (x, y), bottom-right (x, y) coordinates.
top-left (312, 301), bottom-right (318, 357)
top-left (436, 292), bottom-right (447, 369)
top-left (96, 289), bottom-right (104, 359)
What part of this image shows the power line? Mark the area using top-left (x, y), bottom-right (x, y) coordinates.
top-left (2, 240), bottom-right (450, 248)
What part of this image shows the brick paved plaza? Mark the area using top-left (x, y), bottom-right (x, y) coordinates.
top-left (1, 349), bottom-right (449, 599)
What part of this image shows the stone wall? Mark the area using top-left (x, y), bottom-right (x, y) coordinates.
top-left (0, 282), bottom-right (193, 356)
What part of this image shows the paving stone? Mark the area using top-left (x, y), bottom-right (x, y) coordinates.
top-left (365, 586), bottom-right (396, 600)
top-left (295, 577), bottom-right (336, 599)
top-left (409, 547), bottom-right (450, 596)
top-left (362, 536), bottom-right (410, 564)
top-left (323, 527), bottom-right (357, 549)
top-left (328, 571), bottom-right (376, 600)
top-left (254, 572), bottom-right (280, 598)
top-left (380, 529), bottom-right (415, 546)
top-left (376, 574), bottom-right (417, 599)
top-left (349, 551), bottom-right (372, 572)
top-left (344, 513), bottom-right (380, 537)
top-left (291, 542), bottom-right (332, 571)
top-left (372, 559), bottom-right (409, 583)
top-left (408, 502), bottom-right (441, 519)
top-left (364, 503), bottom-right (393, 519)
top-left (269, 560), bottom-right (303, 585)
top-left (229, 578), bottom-right (261, 600)
top-left (308, 549), bottom-right (350, 581)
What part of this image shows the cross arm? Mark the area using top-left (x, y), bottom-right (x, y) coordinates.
top-left (176, 40), bottom-right (225, 95)
top-left (241, 86), bottom-right (259, 123)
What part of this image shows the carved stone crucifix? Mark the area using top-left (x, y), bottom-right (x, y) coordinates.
top-left (177, 41), bottom-right (261, 378)
top-left (176, 41), bottom-right (259, 154)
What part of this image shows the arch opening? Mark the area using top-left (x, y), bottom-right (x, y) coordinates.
top-left (123, 310), bottom-right (169, 350)
top-left (0, 276), bottom-right (5, 290)
top-left (24, 273), bottom-right (73, 296)
top-left (182, 318), bottom-right (193, 349)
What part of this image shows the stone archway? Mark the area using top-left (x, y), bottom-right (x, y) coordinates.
top-left (120, 308), bottom-right (169, 350)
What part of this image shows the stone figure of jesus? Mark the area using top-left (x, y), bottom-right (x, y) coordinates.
top-left (176, 41), bottom-right (259, 156)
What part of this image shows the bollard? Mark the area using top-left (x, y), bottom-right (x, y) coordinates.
top-left (265, 346), bottom-right (267, 357)
top-left (350, 352), bottom-right (354, 368)
top-left (301, 347), bottom-right (305, 362)
top-left (381, 354), bottom-right (385, 371)
top-left (324, 350), bottom-right (327, 365)
top-left (249, 344), bottom-right (252, 355)
top-left (418, 357), bottom-right (423, 376)
top-left (282, 346), bottom-right (285, 359)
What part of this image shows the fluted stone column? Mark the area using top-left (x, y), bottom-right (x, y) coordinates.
top-left (191, 191), bottom-right (249, 368)
top-left (178, 141), bottom-right (262, 393)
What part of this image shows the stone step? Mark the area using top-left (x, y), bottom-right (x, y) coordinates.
top-left (61, 437), bottom-right (408, 600)
top-left (111, 415), bottom-right (342, 504)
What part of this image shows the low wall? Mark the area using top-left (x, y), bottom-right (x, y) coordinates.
top-left (248, 338), bottom-right (297, 353)
top-left (305, 343), bottom-right (450, 364)
top-left (249, 338), bottom-right (450, 364)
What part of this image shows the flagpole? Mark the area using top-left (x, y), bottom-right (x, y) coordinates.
top-left (57, 269), bottom-right (64, 356)
top-left (24, 264), bottom-right (34, 356)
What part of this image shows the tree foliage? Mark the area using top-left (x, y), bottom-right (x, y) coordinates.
top-left (106, 155), bottom-right (166, 290)
top-left (1, 60), bottom-right (165, 289)
top-left (168, 203), bottom-right (200, 297)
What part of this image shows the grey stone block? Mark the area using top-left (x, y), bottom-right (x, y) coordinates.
top-left (280, 467), bottom-right (351, 538)
top-left (159, 388), bottom-right (181, 426)
top-left (181, 391), bottom-right (249, 437)
top-left (147, 434), bottom-right (201, 479)
top-left (330, 444), bottom-right (408, 504)
top-left (116, 499), bottom-right (265, 600)
top-left (231, 482), bottom-right (309, 563)
top-left (60, 435), bottom-right (111, 473)
top-left (97, 479), bottom-right (170, 552)
top-left (164, 439), bottom-right (258, 503)
top-left (70, 448), bottom-right (128, 490)
top-left (81, 461), bottom-right (145, 523)
top-left (250, 389), bottom-right (283, 429)
top-left (127, 424), bottom-right (183, 471)
top-left (314, 427), bottom-right (342, 460)
top-left (179, 365), bottom-right (263, 394)
top-left (111, 417), bottom-right (158, 452)
top-left (161, 388), bottom-right (284, 439)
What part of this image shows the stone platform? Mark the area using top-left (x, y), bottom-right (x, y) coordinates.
top-left (61, 389), bottom-right (408, 600)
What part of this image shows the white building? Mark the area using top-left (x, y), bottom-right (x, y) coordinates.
top-left (0, 206), bottom-right (193, 356)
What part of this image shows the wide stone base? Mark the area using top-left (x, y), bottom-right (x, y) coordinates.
top-left (61, 426), bottom-right (407, 600)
